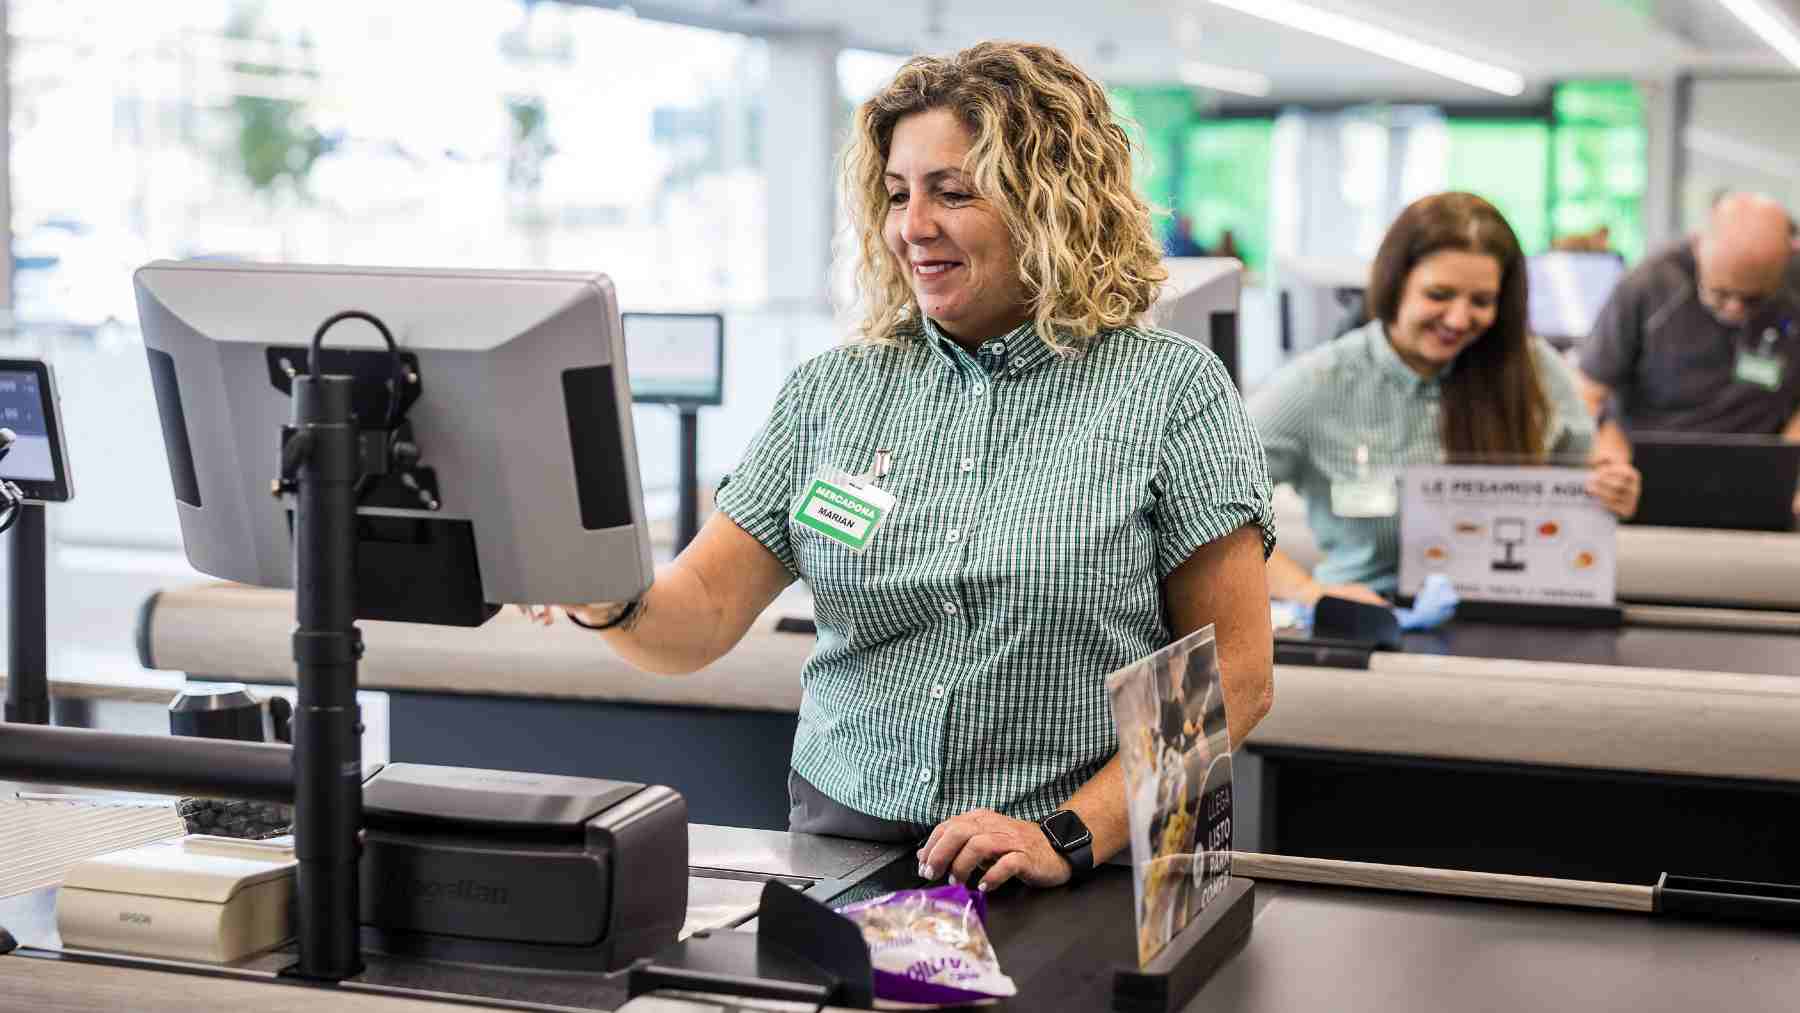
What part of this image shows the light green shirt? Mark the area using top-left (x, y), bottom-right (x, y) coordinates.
top-left (715, 316), bottom-right (1274, 825)
top-left (1247, 318), bottom-right (1594, 592)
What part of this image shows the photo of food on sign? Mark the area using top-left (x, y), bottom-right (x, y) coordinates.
top-left (1107, 625), bottom-right (1234, 967)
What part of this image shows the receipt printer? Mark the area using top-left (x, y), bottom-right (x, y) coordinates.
top-left (58, 835), bottom-right (298, 964)
top-left (359, 763), bottom-right (687, 972)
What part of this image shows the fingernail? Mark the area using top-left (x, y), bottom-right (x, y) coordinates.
top-left (977, 881), bottom-right (989, 893)
top-left (919, 864), bottom-right (934, 879)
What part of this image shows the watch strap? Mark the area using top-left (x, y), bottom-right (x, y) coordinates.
top-left (1066, 838), bottom-right (1094, 880)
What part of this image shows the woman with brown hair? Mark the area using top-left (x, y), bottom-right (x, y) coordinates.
top-left (1253, 192), bottom-right (1640, 605)
top-left (526, 41), bottom-right (1276, 891)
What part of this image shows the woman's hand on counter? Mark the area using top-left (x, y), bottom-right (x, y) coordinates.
top-left (916, 809), bottom-right (1071, 892)
top-left (1586, 459), bottom-right (1641, 520)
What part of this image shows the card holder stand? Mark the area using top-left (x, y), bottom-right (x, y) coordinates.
top-left (1111, 876), bottom-right (1256, 1013)
top-left (627, 879), bottom-right (874, 1008)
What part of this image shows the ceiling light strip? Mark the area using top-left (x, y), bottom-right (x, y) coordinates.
top-left (1204, 0), bottom-right (1526, 96)
top-left (1714, 0), bottom-right (1800, 69)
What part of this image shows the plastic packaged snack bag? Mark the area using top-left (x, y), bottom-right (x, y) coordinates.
top-left (837, 883), bottom-right (1018, 1005)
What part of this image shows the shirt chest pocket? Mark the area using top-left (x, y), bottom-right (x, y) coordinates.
top-left (992, 435), bottom-right (1157, 589)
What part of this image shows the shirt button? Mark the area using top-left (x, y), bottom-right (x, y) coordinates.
top-left (991, 342), bottom-right (1007, 355)
top-left (930, 684), bottom-right (946, 699)
top-left (942, 601), bottom-right (959, 616)
top-left (973, 385), bottom-right (987, 397)
top-left (945, 529), bottom-right (961, 543)
top-left (960, 457), bottom-right (975, 472)
top-left (918, 768), bottom-right (933, 783)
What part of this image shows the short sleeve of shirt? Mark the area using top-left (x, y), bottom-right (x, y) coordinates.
top-left (1579, 273), bottom-right (1644, 391)
top-left (1535, 338), bottom-right (1596, 460)
top-left (712, 363), bottom-right (811, 579)
top-left (1150, 354), bottom-right (1277, 576)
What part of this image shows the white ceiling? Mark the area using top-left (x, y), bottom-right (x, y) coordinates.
top-left (607, 0), bottom-right (1800, 103)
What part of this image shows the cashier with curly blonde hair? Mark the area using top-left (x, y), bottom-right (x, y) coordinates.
top-left (526, 41), bottom-right (1275, 892)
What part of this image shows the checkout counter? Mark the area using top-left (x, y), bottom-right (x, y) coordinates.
top-left (12, 498), bottom-right (1791, 1009)
top-left (3, 532), bottom-right (1796, 1008)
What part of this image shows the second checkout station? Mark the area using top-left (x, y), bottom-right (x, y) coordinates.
top-left (1, 257), bottom-right (1798, 1011)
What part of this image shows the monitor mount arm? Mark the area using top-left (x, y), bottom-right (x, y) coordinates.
top-left (272, 308), bottom-right (425, 982)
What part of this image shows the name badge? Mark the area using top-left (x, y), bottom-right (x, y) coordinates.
top-left (1734, 348), bottom-right (1786, 391)
top-left (1331, 476), bottom-right (1398, 519)
top-left (793, 467), bottom-right (896, 554)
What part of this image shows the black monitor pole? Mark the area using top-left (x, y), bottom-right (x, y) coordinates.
top-left (283, 369), bottom-right (365, 981)
top-left (3, 503), bottom-right (48, 726)
top-left (676, 405), bottom-right (700, 554)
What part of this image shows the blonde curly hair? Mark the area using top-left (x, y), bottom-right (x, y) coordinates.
top-left (840, 41), bottom-right (1167, 354)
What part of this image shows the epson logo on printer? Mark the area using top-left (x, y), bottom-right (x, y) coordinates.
top-left (408, 878), bottom-right (511, 906)
top-left (118, 911), bottom-right (153, 925)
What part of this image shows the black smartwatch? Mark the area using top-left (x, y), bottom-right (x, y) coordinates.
top-left (1039, 809), bottom-right (1094, 881)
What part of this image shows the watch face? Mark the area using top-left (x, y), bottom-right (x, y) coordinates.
top-left (1043, 809), bottom-right (1092, 850)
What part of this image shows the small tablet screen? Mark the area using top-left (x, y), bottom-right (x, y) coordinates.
top-left (0, 360), bottom-right (70, 501)
top-left (623, 312), bottom-right (724, 406)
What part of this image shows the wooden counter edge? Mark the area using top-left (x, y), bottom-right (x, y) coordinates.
top-left (1230, 851), bottom-right (1653, 912)
top-left (0, 951), bottom-right (526, 1013)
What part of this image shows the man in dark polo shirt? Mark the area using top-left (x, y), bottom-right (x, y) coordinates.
top-left (1575, 193), bottom-right (1800, 463)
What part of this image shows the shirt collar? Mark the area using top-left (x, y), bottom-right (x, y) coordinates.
top-left (920, 316), bottom-right (1060, 378)
top-left (1361, 317), bottom-right (1448, 392)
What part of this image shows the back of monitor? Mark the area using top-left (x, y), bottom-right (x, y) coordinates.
top-left (133, 261), bottom-right (654, 612)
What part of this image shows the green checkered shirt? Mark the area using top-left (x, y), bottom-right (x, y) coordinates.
top-left (714, 316), bottom-right (1275, 825)
top-left (1247, 318), bottom-right (1595, 593)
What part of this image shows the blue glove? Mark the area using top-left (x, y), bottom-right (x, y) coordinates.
top-left (1393, 573), bottom-right (1458, 631)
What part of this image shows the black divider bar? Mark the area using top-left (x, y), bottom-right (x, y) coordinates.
top-left (0, 722), bottom-right (293, 802)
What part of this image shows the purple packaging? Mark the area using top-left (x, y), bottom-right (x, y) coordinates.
top-left (837, 883), bottom-right (1018, 1004)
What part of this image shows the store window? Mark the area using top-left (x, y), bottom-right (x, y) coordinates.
top-left (8, 0), bottom-right (770, 547)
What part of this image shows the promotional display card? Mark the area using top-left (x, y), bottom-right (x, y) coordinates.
top-left (1106, 625), bottom-right (1233, 968)
top-left (1399, 464), bottom-right (1618, 606)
